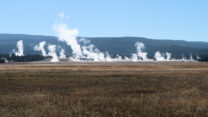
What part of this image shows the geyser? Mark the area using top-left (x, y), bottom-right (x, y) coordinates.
top-left (34, 41), bottom-right (47, 56)
top-left (14, 40), bottom-right (24, 56)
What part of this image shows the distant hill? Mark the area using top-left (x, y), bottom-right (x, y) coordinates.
top-left (0, 34), bottom-right (208, 59)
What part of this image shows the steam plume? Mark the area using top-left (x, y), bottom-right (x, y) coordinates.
top-left (80, 38), bottom-right (106, 61)
top-left (34, 41), bottom-right (47, 56)
top-left (166, 52), bottom-right (172, 60)
top-left (154, 51), bottom-right (173, 61)
top-left (59, 48), bottom-right (66, 59)
top-left (48, 45), bottom-right (59, 62)
top-left (134, 42), bottom-right (149, 61)
top-left (53, 23), bottom-right (82, 59)
top-left (15, 40), bottom-right (24, 56)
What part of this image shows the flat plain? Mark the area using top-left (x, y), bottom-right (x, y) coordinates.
top-left (0, 62), bottom-right (208, 117)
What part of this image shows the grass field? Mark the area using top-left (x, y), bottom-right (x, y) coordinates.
top-left (0, 62), bottom-right (208, 117)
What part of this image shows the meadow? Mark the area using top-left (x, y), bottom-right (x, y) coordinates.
top-left (0, 62), bottom-right (208, 117)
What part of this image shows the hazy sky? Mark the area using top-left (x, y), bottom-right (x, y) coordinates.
top-left (0, 0), bottom-right (208, 41)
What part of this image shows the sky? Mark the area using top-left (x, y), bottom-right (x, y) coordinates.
top-left (0, 0), bottom-right (208, 42)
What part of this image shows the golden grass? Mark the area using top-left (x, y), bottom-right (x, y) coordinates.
top-left (0, 62), bottom-right (208, 117)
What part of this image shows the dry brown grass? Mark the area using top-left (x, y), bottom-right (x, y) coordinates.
top-left (0, 62), bottom-right (208, 117)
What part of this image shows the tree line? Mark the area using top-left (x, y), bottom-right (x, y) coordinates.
top-left (0, 54), bottom-right (45, 63)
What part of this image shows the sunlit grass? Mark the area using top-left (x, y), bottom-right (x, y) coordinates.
top-left (0, 62), bottom-right (208, 117)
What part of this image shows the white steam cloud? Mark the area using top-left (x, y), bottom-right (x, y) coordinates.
top-left (80, 38), bottom-right (106, 61)
top-left (48, 45), bottom-right (59, 62)
top-left (59, 48), bottom-right (66, 59)
top-left (14, 40), bottom-right (24, 56)
top-left (53, 23), bottom-right (82, 59)
top-left (34, 41), bottom-right (47, 56)
top-left (34, 41), bottom-right (67, 61)
top-left (135, 42), bottom-right (150, 61)
top-left (154, 51), bottom-right (168, 61)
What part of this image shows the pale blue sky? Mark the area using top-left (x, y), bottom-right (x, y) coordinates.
top-left (0, 0), bottom-right (208, 41)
